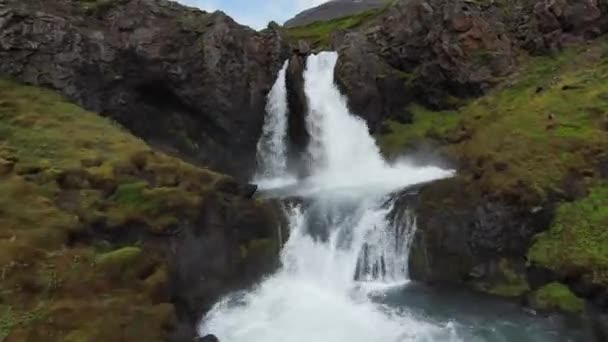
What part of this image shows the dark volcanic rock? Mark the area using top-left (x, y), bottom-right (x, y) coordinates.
top-left (197, 335), bottom-right (220, 342)
top-left (334, 0), bottom-right (517, 129)
top-left (285, 42), bottom-right (311, 175)
top-left (284, 0), bottom-right (387, 28)
top-left (332, 0), bottom-right (608, 130)
top-left (170, 189), bottom-right (282, 341)
top-left (506, 0), bottom-right (607, 54)
top-left (0, 0), bottom-right (290, 179)
top-left (409, 178), bottom-right (554, 286)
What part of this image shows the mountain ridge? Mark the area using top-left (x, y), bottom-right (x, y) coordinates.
top-left (284, 0), bottom-right (388, 27)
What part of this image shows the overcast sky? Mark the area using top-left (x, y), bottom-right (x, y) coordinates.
top-left (175, 0), bottom-right (329, 29)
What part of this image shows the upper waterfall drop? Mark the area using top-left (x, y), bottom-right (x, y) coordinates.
top-left (302, 52), bottom-right (454, 192)
top-left (254, 60), bottom-right (294, 188)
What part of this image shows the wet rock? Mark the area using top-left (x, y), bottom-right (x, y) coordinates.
top-left (169, 191), bottom-right (281, 341)
top-left (409, 177), bottom-right (554, 286)
top-left (285, 53), bottom-right (310, 174)
top-left (197, 334), bottom-right (220, 342)
top-left (214, 177), bottom-right (258, 198)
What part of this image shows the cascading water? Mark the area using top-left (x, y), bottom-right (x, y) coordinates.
top-left (199, 52), bottom-right (585, 342)
top-left (200, 51), bottom-right (455, 341)
top-left (253, 60), bottom-right (296, 189)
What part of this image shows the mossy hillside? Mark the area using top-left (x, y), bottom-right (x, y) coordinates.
top-left (378, 40), bottom-right (608, 203)
top-left (285, 4), bottom-right (391, 48)
top-left (0, 79), bottom-right (228, 340)
top-left (377, 104), bottom-right (461, 157)
top-left (529, 184), bottom-right (608, 287)
top-left (530, 282), bottom-right (585, 313)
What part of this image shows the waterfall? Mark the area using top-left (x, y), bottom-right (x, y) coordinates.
top-left (200, 52), bottom-right (457, 342)
top-left (254, 60), bottom-right (296, 189)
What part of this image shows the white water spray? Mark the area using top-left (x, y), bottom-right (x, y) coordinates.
top-left (200, 52), bottom-right (457, 342)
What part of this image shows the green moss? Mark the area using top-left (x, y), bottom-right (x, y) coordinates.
top-left (0, 305), bottom-right (47, 341)
top-left (532, 283), bottom-right (584, 313)
top-left (95, 247), bottom-right (143, 281)
top-left (95, 247), bottom-right (142, 267)
top-left (377, 104), bottom-right (460, 157)
top-left (529, 184), bottom-right (608, 285)
top-left (112, 182), bottom-right (160, 213)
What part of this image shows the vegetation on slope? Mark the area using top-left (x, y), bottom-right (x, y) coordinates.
top-left (284, 5), bottom-right (389, 48)
top-left (529, 183), bottom-right (608, 287)
top-left (378, 38), bottom-right (608, 310)
top-left (378, 40), bottom-right (608, 203)
top-left (0, 79), bottom-right (227, 340)
top-left (531, 282), bottom-right (585, 313)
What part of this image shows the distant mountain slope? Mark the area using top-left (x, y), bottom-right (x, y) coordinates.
top-left (284, 0), bottom-right (388, 28)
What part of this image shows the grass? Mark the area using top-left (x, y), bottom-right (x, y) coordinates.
top-left (377, 104), bottom-right (461, 157)
top-left (377, 39), bottom-right (608, 203)
top-left (529, 184), bottom-right (608, 286)
top-left (0, 305), bottom-right (47, 341)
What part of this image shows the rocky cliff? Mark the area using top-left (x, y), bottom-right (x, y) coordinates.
top-left (332, 0), bottom-right (608, 131)
top-left (0, 0), bottom-right (290, 179)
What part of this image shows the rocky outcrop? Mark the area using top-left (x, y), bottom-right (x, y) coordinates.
top-left (327, 0), bottom-right (608, 131)
top-left (0, 0), bottom-right (290, 179)
top-left (409, 178), bottom-right (554, 290)
top-left (334, 0), bottom-right (517, 131)
top-left (284, 0), bottom-right (386, 28)
top-left (170, 185), bottom-right (283, 341)
top-left (285, 41), bottom-right (311, 176)
top-left (504, 0), bottom-right (607, 54)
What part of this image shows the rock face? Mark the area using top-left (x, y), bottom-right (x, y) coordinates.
top-left (409, 178), bottom-right (554, 289)
top-left (0, 0), bottom-right (290, 179)
top-left (170, 185), bottom-right (282, 341)
top-left (329, 0), bottom-right (608, 132)
top-left (334, 0), bottom-right (517, 131)
top-left (284, 0), bottom-right (387, 28)
top-left (285, 41), bottom-right (311, 176)
top-left (505, 0), bottom-right (607, 54)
